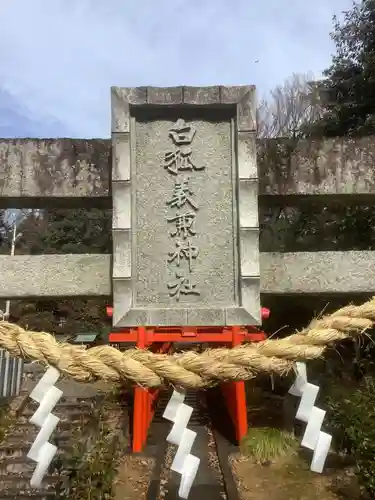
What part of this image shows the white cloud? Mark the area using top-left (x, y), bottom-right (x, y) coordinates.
top-left (0, 0), bottom-right (353, 137)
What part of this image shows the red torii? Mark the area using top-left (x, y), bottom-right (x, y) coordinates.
top-left (107, 306), bottom-right (270, 452)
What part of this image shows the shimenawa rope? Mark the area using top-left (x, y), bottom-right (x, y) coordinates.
top-left (0, 298), bottom-right (374, 389)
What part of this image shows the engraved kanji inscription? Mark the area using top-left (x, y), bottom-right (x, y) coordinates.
top-left (169, 118), bottom-right (196, 145)
top-left (168, 239), bottom-right (199, 271)
top-left (162, 118), bottom-right (204, 175)
top-left (166, 178), bottom-right (198, 211)
top-left (163, 147), bottom-right (199, 175)
top-left (163, 118), bottom-right (205, 301)
top-left (167, 271), bottom-right (200, 300)
top-left (167, 212), bottom-right (196, 239)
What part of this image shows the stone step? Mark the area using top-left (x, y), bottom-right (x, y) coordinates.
top-left (0, 473), bottom-right (59, 491)
top-left (0, 439), bottom-right (72, 460)
top-left (25, 397), bottom-right (97, 409)
top-left (14, 414), bottom-right (91, 431)
top-left (3, 430), bottom-right (72, 446)
top-left (54, 396), bottom-right (98, 406)
top-left (0, 493), bottom-right (55, 500)
top-left (21, 396), bottom-right (121, 412)
top-left (0, 457), bottom-right (43, 474)
top-left (0, 454), bottom-right (79, 475)
top-left (20, 405), bottom-right (95, 420)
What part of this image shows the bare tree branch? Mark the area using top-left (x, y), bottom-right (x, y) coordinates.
top-left (257, 72), bottom-right (323, 138)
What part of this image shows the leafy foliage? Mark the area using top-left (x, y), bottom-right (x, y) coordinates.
top-left (310, 0), bottom-right (375, 137)
top-left (326, 377), bottom-right (375, 496)
top-left (260, 203), bottom-right (375, 252)
top-left (16, 208), bottom-right (111, 255)
top-left (55, 395), bottom-right (125, 500)
top-left (0, 209), bottom-right (13, 255)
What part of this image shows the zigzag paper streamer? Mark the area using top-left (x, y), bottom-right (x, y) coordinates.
top-left (288, 362), bottom-right (332, 473)
top-left (163, 390), bottom-right (200, 499)
top-left (27, 366), bottom-right (63, 487)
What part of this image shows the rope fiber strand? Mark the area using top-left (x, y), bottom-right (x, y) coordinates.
top-left (0, 297), bottom-right (374, 389)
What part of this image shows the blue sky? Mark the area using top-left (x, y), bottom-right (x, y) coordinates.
top-left (0, 0), bottom-right (353, 138)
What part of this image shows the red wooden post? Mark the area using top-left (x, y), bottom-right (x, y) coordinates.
top-left (230, 326), bottom-right (248, 442)
top-left (220, 314), bottom-right (268, 443)
top-left (220, 326), bottom-right (248, 442)
top-left (133, 326), bottom-right (147, 452)
top-left (132, 328), bottom-right (174, 452)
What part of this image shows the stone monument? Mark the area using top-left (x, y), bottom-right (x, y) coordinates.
top-left (111, 86), bottom-right (259, 327)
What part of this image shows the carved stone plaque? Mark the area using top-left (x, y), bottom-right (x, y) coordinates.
top-left (111, 86), bottom-right (260, 327)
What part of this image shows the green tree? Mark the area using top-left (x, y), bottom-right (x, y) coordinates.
top-left (310, 0), bottom-right (375, 137)
top-left (0, 209), bottom-right (14, 254)
top-left (9, 208), bottom-right (112, 337)
top-left (257, 67), bottom-right (375, 254)
top-left (16, 208), bottom-right (111, 255)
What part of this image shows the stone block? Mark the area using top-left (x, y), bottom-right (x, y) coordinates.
top-left (112, 278), bottom-right (133, 326)
top-left (112, 133), bottom-right (131, 181)
top-left (237, 88), bottom-right (256, 131)
top-left (220, 85), bottom-right (250, 104)
top-left (187, 308), bottom-right (226, 326)
top-left (114, 308), bottom-right (150, 328)
top-left (238, 180), bottom-right (259, 228)
top-left (111, 86), bottom-right (147, 133)
top-left (238, 131), bottom-right (258, 180)
top-left (112, 181), bottom-right (131, 230)
top-left (239, 229), bottom-right (260, 277)
top-left (225, 307), bottom-right (259, 326)
top-left (3, 135), bottom-right (375, 209)
top-left (0, 254), bottom-right (111, 298)
top-left (148, 308), bottom-right (189, 326)
top-left (109, 85), bottom-right (261, 326)
top-left (147, 86), bottom-right (183, 105)
top-left (1, 252), bottom-right (375, 300)
top-left (0, 139), bottom-right (111, 208)
top-left (240, 277), bottom-right (261, 324)
top-left (183, 86), bottom-right (220, 105)
top-left (112, 230), bottom-right (131, 279)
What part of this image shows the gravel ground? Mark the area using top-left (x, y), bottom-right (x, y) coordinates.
top-left (114, 455), bottom-right (156, 500)
top-left (158, 443), bottom-right (175, 499)
top-left (206, 424), bottom-right (227, 499)
top-left (229, 452), bottom-right (363, 500)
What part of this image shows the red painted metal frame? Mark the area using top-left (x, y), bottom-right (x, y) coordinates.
top-left (107, 307), bottom-right (269, 452)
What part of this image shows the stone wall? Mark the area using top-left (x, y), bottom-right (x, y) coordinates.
top-left (1, 252), bottom-right (375, 298)
top-left (258, 136), bottom-right (375, 196)
top-left (1, 135), bottom-right (375, 207)
top-left (0, 139), bottom-right (110, 208)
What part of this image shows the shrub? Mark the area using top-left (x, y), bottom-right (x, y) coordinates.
top-left (326, 376), bottom-right (375, 496)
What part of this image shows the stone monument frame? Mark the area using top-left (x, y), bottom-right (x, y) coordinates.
top-left (111, 86), bottom-right (259, 328)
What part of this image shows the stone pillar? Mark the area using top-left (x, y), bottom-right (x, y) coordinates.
top-left (111, 86), bottom-right (260, 328)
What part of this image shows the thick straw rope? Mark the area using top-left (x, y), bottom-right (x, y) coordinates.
top-left (0, 298), bottom-right (374, 389)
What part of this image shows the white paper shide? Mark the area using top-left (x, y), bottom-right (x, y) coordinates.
top-left (27, 366), bottom-right (62, 487)
top-left (288, 361), bottom-right (332, 473)
top-left (163, 389), bottom-right (200, 499)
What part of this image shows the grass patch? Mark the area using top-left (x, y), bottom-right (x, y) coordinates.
top-left (241, 427), bottom-right (298, 462)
